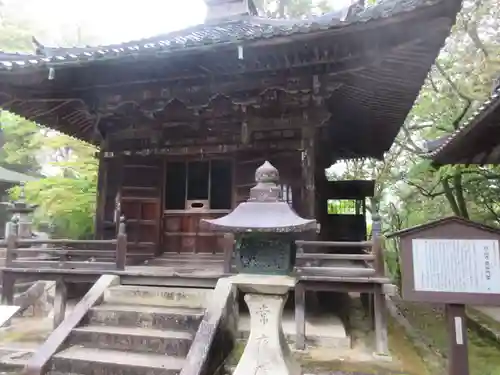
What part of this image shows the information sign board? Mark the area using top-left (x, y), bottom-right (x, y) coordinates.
top-left (412, 239), bottom-right (500, 294)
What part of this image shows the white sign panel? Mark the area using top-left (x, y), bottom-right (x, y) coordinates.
top-left (412, 239), bottom-right (500, 294)
top-left (0, 305), bottom-right (20, 327)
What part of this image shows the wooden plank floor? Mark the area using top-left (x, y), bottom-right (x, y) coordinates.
top-left (128, 252), bottom-right (226, 278)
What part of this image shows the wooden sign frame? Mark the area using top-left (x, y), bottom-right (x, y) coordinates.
top-left (390, 216), bottom-right (500, 306)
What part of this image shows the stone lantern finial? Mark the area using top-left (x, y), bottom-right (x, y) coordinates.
top-left (250, 161), bottom-right (281, 203)
top-left (255, 160), bottom-right (279, 183)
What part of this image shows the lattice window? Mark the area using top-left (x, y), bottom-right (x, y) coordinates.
top-left (327, 199), bottom-right (363, 215)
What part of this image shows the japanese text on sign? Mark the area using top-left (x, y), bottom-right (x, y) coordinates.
top-left (412, 239), bottom-right (500, 294)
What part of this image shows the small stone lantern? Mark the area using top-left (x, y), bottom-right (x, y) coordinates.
top-left (202, 161), bottom-right (316, 375)
top-left (6, 183), bottom-right (38, 239)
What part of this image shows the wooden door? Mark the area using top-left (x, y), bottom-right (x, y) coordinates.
top-left (120, 157), bottom-right (162, 257)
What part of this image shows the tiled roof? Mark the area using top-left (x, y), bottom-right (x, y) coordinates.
top-left (428, 87), bottom-right (500, 159)
top-left (0, 0), bottom-right (446, 71)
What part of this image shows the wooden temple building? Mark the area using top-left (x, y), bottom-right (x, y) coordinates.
top-left (0, 0), bottom-right (461, 260)
top-left (0, 0), bottom-right (463, 372)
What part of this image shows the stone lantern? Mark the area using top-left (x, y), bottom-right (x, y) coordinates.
top-left (6, 183), bottom-right (38, 239)
top-left (201, 161), bottom-right (316, 375)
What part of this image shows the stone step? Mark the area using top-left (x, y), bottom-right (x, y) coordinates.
top-left (69, 325), bottom-right (193, 356)
top-left (104, 285), bottom-right (212, 309)
top-left (50, 346), bottom-right (185, 375)
top-left (87, 303), bottom-right (204, 332)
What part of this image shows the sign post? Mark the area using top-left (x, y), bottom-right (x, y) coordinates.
top-left (446, 304), bottom-right (468, 375)
top-left (388, 216), bottom-right (500, 375)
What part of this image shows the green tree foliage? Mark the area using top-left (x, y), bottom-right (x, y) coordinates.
top-left (253, 0), bottom-right (335, 18)
top-left (11, 136), bottom-right (98, 239)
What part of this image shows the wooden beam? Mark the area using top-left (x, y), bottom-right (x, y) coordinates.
top-left (296, 266), bottom-right (376, 277)
top-left (18, 239), bottom-right (116, 245)
top-left (10, 261), bottom-right (117, 270)
top-left (115, 111), bottom-right (328, 138)
top-left (296, 240), bottom-right (372, 248)
top-left (12, 249), bottom-right (115, 258)
top-left (297, 253), bottom-right (375, 261)
top-left (105, 139), bottom-right (302, 157)
top-left (298, 275), bottom-right (390, 283)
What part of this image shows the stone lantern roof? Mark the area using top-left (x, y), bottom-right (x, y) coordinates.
top-left (201, 161), bottom-right (316, 233)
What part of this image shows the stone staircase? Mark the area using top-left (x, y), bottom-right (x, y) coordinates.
top-left (46, 285), bottom-right (213, 375)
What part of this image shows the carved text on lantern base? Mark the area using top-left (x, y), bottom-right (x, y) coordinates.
top-left (230, 274), bottom-right (301, 375)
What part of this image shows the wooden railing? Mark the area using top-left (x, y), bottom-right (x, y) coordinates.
top-left (295, 237), bottom-right (385, 279)
top-left (3, 217), bottom-right (128, 271)
top-left (293, 216), bottom-right (390, 353)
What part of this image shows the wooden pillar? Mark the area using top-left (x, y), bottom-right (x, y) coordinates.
top-left (373, 284), bottom-right (389, 355)
top-left (301, 125), bottom-right (316, 220)
top-left (295, 282), bottom-right (306, 350)
top-left (445, 304), bottom-right (469, 375)
top-left (94, 150), bottom-right (107, 240)
top-left (53, 279), bottom-right (68, 328)
top-left (300, 124), bottom-right (320, 316)
top-left (372, 213), bottom-right (389, 355)
top-left (1, 272), bottom-right (14, 306)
